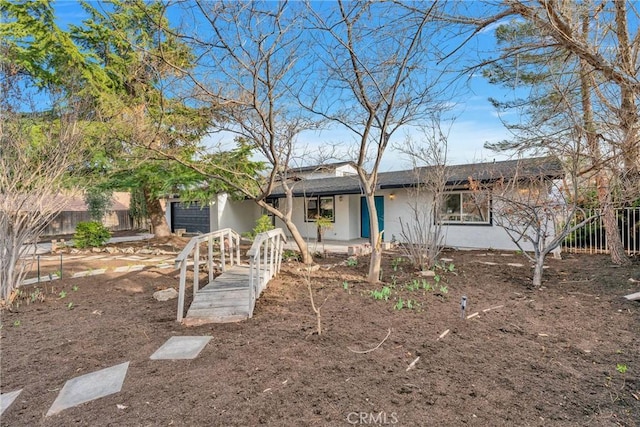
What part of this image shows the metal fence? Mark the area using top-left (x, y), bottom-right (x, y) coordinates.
top-left (43, 210), bottom-right (132, 236)
top-left (562, 207), bottom-right (640, 255)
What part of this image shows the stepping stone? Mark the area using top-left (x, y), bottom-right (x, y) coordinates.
top-left (156, 263), bottom-right (173, 269)
top-left (150, 336), bottom-right (212, 360)
top-left (440, 258), bottom-right (454, 262)
top-left (83, 255), bottom-right (108, 261)
top-left (72, 271), bottom-right (91, 278)
top-left (89, 269), bottom-right (107, 276)
top-left (120, 256), bottom-right (145, 261)
top-left (128, 265), bottom-right (145, 272)
top-left (46, 362), bottom-right (129, 416)
top-left (507, 263), bottom-right (524, 267)
top-left (1, 389), bottom-right (22, 416)
top-left (27, 274), bottom-right (59, 283)
top-left (113, 266), bottom-right (130, 273)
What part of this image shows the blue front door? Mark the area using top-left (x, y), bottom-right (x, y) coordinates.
top-left (361, 196), bottom-right (384, 239)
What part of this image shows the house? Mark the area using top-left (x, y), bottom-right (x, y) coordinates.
top-left (166, 157), bottom-right (564, 251)
top-left (165, 162), bottom-right (355, 234)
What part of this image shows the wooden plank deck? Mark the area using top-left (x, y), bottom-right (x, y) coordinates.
top-left (183, 265), bottom-right (256, 326)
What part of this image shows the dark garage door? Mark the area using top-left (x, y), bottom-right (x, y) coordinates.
top-left (171, 202), bottom-right (210, 233)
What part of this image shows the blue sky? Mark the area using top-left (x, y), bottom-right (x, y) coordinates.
top-left (51, 0), bottom-right (518, 171)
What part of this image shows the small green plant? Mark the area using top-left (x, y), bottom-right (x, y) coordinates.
top-left (27, 287), bottom-right (45, 304)
top-left (394, 298), bottom-right (416, 310)
top-left (243, 214), bottom-right (275, 240)
top-left (281, 249), bottom-right (300, 262)
top-left (370, 286), bottom-right (391, 301)
top-left (316, 216), bottom-right (333, 249)
top-left (616, 364), bottom-right (628, 374)
top-left (346, 257), bottom-right (358, 267)
top-left (74, 221), bottom-right (111, 248)
top-left (13, 320), bottom-right (21, 327)
top-left (406, 279), bottom-right (423, 292)
top-left (438, 285), bottom-right (448, 294)
top-left (422, 279), bottom-right (433, 291)
top-left (448, 263), bottom-right (455, 272)
top-left (342, 281), bottom-right (350, 294)
top-left (72, 285), bottom-right (79, 292)
top-left (67, 302), bottom-right (74, 310)
top-left (58, 290), bottom-right (67, 299)
top-left (434, 274), bottom-right (441, 284)
top-left (391, 257), bottom-right (404, 272)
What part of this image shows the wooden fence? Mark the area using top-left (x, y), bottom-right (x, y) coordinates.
top-left (43, 210), bottom-right (132, 236)
top-left (562, 207), bottom-right (640, 255)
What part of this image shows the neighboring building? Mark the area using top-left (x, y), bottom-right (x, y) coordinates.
top-left (43, 192), bottom-right (132, 236)
top-left (166, 157), bottom-right (564, 251)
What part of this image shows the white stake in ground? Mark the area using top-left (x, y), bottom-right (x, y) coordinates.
top-left (460, 295), bottom-right (467, 319)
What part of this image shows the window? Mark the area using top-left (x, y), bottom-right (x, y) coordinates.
top-left (438, 192), bottom-right (490, 224)
top-left (305, 196), bottom-right (335, 222)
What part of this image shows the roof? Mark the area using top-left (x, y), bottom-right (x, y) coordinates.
top-left (269, 157), bottom-right (563, 198)
top-left (288, 161), bottom-right (353, 174)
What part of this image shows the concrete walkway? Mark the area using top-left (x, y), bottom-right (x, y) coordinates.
top-left (283, 238), bottom-right (369, 255)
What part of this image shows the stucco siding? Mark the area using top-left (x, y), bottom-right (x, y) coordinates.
top-left (216, 195), bottom-right (260, 234)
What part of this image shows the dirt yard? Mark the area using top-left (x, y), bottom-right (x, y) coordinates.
top-left (1, 242), bottom-right (639, 426)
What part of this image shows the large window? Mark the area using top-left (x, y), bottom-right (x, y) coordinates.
top-left (305, 196), bottom-right (335, 222)
top-left (438, 192), bottom-right (490, 224)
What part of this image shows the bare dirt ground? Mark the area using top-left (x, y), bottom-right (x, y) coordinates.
top-left (1, 241), bottom-right (639, 426)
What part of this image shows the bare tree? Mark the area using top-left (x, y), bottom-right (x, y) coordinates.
top-left (482, 1), bottom-right (640, 264)
top-left (154, 0), bottom-right (318, 264)
top-left (394, 117), bottom-right (450, 271)
top-left (0, 97), bottom-right (85, 302)
top-left (304, 0), bottom-right (447, 283)
top-left (474, 159), bottom-right (595, 287)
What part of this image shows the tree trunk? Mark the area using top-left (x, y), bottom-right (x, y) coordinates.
top-left (601, 203), bottom-right (630, 265)
top-left (532, 255), bottom-right (545, 287)
top-left (364, 194), bottom-right (383, 284)
top-left (282, 216), bottom-right (313, 265)
top-left (257, 199), bottom-right (312, 265)
top-left (143, 188), bottom-right (171, 238)
top-left (597, 181), bottom-right (631, 265)
top-left (578, 30), bottom-right (631, 267)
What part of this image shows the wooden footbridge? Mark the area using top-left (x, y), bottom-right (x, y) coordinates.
top-left (174, 228), bottom-right (287, 325)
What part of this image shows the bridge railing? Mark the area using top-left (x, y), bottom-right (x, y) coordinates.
top-left (174, 228), bottom-right (241, 322)
top-left (247, 228), bottom-right (287, 317)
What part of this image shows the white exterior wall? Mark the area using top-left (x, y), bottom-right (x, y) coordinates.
top-left (384, 187), bottom-right (538, 251)
top-left (379, 189), bottom-right (409, 242)
top-left (294, 164), bottom-right (357, 180)
top-left (215, 194), bottom-right (261, 234)
top-left (335, 164), bottom-right (357, 177)
top-left (273, 194), bottom-right (361, 241)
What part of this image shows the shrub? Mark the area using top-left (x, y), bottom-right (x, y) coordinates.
top-left (74, 221), bottom-right (111, 248)
top-left (243, 214), bottom-right (275, 240)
